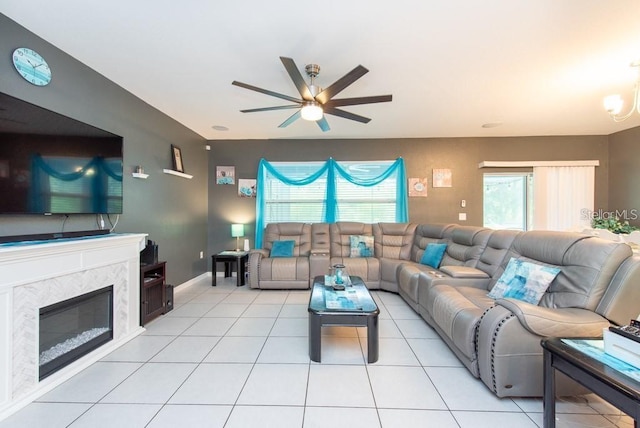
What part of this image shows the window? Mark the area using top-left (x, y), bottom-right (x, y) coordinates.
top-left (263, 161), bottom-right (398, 224)
top-left (483, 173), bottom-right (533, 230)
top-left (263, 162), bottom-right (327, 224)
top-left (256, 158), bottom-right (408, 247)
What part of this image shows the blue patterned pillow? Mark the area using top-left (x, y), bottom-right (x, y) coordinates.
top-left (420, 243), bottom-right (447, 268)
top-left (349, 235), bottom-right (374, 257)
top-left (270, 240), bottom-right (295, 257)
top-left (488, 257), bottom-right (561, 304)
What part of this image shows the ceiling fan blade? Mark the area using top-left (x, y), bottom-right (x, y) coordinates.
top-left (315, 65), bottom-right (369, 104)
top-left (278, 110), bottom-right (302, 128)
top-left (324, 106), bottom-right (371, 124)
top-left (240, 105), bottom-right (301, 113)
top-left (280, 57), bottom-right (314, 101)
top-left (316, 116), bottom-right (330, 132)
top-left (232, 80), bottom-right (302, 104)
top-left (324, 95), bottom-right (392, 108)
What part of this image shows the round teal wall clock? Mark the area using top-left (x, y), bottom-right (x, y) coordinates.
top-left (12, 47), bottom-right (52, 86)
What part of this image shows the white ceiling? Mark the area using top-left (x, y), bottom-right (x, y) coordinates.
top-left (3, 0), bottom-right (640, 140)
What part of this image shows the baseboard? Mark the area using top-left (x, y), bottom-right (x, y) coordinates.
top-left (173, 272), bottom-right (210, 294)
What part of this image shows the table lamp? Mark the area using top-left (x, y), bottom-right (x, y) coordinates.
top-left (231, 223), bottom-right (245, 251)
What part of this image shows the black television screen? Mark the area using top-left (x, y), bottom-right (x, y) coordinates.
top-left (0, 93), bottom-right (123, 214)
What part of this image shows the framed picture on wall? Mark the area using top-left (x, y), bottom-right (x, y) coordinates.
top-left (216, 166), bottom-right (235, 185)
top-left (171, 144), bottom-right (185, 172)
top-left (238, 179), bottom-right (257, 197)
top-left (433, 168), bottom-right (452, 187)
top-left (408, 178), bottom-right (428, 197)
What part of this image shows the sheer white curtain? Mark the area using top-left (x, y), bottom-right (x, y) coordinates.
top-left (533, 166), bottom-right (594, 231)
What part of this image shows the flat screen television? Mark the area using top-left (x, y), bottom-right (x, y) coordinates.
top-left (0, 92), bottom-right (123, 214)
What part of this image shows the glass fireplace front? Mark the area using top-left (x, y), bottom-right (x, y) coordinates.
top-left (39, 285), bottom-right (113, 380)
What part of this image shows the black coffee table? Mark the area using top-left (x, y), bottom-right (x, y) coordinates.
top-left (308, 275), bottom-right (380, 363)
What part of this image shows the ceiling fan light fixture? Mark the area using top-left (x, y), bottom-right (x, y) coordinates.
top-left (301, 101), bottom-right (323, 121)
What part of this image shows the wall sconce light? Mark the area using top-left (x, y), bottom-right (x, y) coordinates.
top-left (231, 223), bottom-right (245, 251)
top-left (604, 60), bottom-right (640, 122)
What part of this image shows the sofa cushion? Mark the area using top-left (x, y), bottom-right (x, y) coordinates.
top-left (440, 226), bottom-right (492, 267)
top-left (270, 240), bottom-right (295, 257)
top-left (504, 231), bottom-right (632, 310)
top-left (373, 222), bottom-right (417, 260)
top-left (263, 222), bottom-right (312, 257)
top-left (488, 257), bottom-right (560, 304)
top-left (349, 235), bottom-right (374, 257)
top-left (421, 243), bottom-right (447, 268)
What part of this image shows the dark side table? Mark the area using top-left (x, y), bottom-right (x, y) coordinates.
top-left (542, 337), bottom-right (640, 428)
top-left (211, 251), bottom-right (248, 287)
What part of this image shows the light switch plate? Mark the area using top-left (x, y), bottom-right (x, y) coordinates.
top-left (459, 213), bottom-right (467, 221)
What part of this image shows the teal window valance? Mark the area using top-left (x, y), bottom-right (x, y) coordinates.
top-left (255, 157), bottom-right (408, 248)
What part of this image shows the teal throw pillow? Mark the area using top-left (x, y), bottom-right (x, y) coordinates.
top-left (420, 243), bottom-right (447, 268)
top-left (349, 235), bottom-right (374, 257)
top-left (487, 257), bottom-right (561, 305)
top-left (270, 240), bottom-right (295, 257)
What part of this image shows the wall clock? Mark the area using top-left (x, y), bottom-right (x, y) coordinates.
top-left (12, 47), bottom-right (52, 86)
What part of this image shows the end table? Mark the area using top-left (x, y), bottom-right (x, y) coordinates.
top-left (212, 251), bottom-right (248, 287)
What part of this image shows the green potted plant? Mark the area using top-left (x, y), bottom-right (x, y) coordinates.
top-left (591, 216), bottom-right (639, 234)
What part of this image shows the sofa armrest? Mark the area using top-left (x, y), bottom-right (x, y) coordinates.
top-left (250, 249), bottom-right (270, 258)
top-left (496, 298), bottom-right (610, 337)
top-left (248, 250), bottom-right (269, 288)
top-left (416, 269), bottom-right (491, 292)
top-left (439, 265), bottom-right (489, 279)
top-left (310, 248), bottom-right (330, 256)
top-left (310, 252), bottom-right (330, 282)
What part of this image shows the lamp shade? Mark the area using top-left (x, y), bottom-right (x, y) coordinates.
top-left (231, 223), bottom-right (245, 238)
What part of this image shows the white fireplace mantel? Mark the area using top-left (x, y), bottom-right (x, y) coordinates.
top-left (0, 233), bottom-right (146, 421)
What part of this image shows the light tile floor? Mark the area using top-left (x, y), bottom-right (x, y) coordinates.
top-left (1, 276), bottom-right (634, 428)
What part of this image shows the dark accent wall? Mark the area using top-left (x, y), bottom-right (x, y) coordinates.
top-left (207, 135), bottom-right (609, 260)
top-left (608, 126), bottom-right (640, 227)
top-left (0, 14), bottom-right (209, 286)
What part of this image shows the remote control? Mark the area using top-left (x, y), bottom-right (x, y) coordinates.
top-left (608, 319), bottom-right (640, 344)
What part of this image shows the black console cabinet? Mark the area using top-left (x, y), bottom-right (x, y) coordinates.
top-left (140, 261), bottom-right (166, 326)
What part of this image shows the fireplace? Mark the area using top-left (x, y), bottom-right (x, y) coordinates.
top-left (39, 286), bottom-right (114, 380)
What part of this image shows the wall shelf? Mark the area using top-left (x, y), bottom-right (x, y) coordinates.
top-left (132, 172), bottom-right (149, 179)
top-left (162, 169), bottom-right (193, 179)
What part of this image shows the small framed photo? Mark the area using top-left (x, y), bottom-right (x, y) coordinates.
top-left (171, 144), bottom-right (184, 172)
top-left (433, 168), bottom-right (452, 188)
top-left (217, 166), bottom-right (235, 185)
top-left (408, 178), bottom-right (428, 197)
top-left (238, 179), bottom-right (257, 197)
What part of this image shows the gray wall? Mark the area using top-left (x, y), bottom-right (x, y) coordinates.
top-left (608, 126), bottom-right (640, 227)
top-left (0, 14), bottom-right (209, 286)
top-left (207, 135), bottom-right (609, 260)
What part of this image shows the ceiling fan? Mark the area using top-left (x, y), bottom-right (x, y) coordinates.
top-left (232, 56), bottom-right (392, 132)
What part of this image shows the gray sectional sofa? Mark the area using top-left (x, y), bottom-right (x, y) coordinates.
top-left (248, 221), bottom-right (640, 397)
